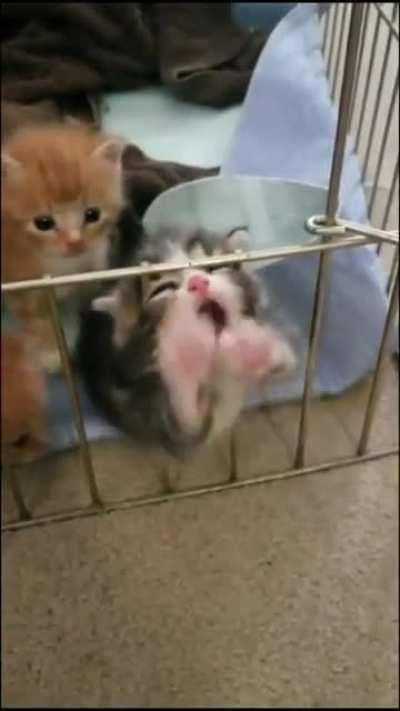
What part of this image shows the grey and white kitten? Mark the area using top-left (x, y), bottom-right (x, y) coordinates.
top-left (76, 228), bottom-right (296, 456)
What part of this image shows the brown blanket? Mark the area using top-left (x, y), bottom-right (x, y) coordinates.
top-left (1, 3), bottom-right (266, 109)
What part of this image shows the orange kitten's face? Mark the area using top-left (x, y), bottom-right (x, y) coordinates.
top-left (1, 125), bottom-right (125, 258)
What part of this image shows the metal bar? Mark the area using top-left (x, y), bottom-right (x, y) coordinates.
top-left (357, 256), bottom-right (399, 455)
top-left (355, 8), bottom-right (383, 151)
top-left (308, 216), bottom-right (399, 242)
top-left (382, 155), bottom-right (399, 230)
top-left (386, 249), bottom-right (399, 295)
top-left (46, 287), bottom-right (102, 506)
top-left (295, 3), bottom-right (364, 469)
top-left (160, 466), bottom-right (174, 494)
top-left (294, 252), bottom-right (331, 468)
top-left (377, 156), bottom-right (399, 256)
top-left (367, 73), bottom-right (399, 217)
top-left (328, 2), bottom-right (340, 80)
top-left (6, 464), bottom-right (31, 520)
top-left (229, 428), bottom-right (238, 482)
top-left (374, 1), bottom-right (399, 39)
top-left (349, 3), bottom-right (371, 127)
top-left (322, 3), bottom-right (332, 56)
top-left (326, 4), bottom-right (366, 224)
top-left (327, 3), bottom-right (341, 81)
top-left (3, 447), bottom-right (398, 533)
top-left (332, 4), bottom-right (349, 99)
top-left (2, 233), bottom-right (396, 295)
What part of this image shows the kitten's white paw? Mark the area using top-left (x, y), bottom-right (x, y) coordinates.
top-left (41, 349), bottom-right (62, 374)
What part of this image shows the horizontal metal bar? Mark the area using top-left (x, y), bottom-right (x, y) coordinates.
top-left (3, 447), bottom-right (398, 533)
top-left (307, 215), bottom-right (399, 243)
top-left (0, 233), bottom-right (390, 294)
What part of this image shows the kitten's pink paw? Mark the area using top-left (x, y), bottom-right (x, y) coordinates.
top-left (219, 320), bottom-right (295, 382)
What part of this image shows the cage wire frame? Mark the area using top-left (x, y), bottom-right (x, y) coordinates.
top-left (1, 2), bottom-right (399, 532)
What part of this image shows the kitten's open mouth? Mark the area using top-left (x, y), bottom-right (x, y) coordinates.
top-left (198, 299), bottom-right (227, 334)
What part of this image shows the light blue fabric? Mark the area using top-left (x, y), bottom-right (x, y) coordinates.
top-left (222, 2), bottom-right (393, 405)
top-left (39, 2), bottom-right (393, 452)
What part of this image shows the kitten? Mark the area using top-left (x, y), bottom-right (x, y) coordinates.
top-left (77, 228), bottom-right (296, 456)
top-left (1, 333), bottom-right (48, 464)
top-left (1, 123), bottom-right (126, 372)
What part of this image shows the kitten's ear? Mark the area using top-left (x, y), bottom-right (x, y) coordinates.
top-left (90, 139), bottom-right (125, 167)
top-left (1, 152), bottom-right (23, 182)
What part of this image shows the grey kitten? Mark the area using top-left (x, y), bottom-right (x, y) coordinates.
top-left (76, 228), bottom-right (296, 456)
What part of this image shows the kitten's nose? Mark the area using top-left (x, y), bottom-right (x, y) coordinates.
top-left (67, 239), bottom-right (85, 255)
top-left (187, 274), bottom-right (209, 297)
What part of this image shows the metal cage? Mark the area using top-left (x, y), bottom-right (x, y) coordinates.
top-left (2, 3), bottom-right (399, 532)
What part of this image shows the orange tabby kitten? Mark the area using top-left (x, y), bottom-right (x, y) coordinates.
top-left (1, 123), bottom-right (126, 371)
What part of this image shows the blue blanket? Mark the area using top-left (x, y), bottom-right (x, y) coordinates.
top-left (222, 2), bottom-right (393, 405)
top-left (29, 3), bottom-right (394, 450)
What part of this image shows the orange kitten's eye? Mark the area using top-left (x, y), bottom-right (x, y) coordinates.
top-left (84, 207), bottom-right (101, 224)
top-left (34, 215), bottom-right (56, 232)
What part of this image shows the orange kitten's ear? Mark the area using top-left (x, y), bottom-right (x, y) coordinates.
top-left (1, 152), bottom-right (23, 182)
top-left (90, 139), bottom-right (125, 167)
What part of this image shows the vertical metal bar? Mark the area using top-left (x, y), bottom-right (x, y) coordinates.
top-left (229, 428), bottom-right (238, 482)
top-left (332, 4), bottom-right (349, 100)
top-left (7, 464), bottom-right (31, 520)
top-left (46, 287), bottom-right (102, 506)
top-left (327, 3), bottom-right (341, 81)
top-left (355, 8), bottom-right (383, 151)
top-left (377, 152), bottom-right (398, 254)
top-left (382, 155), bottom-right (399, 230)
top-left (294, 254), bottom-right (331, 468)
top-left (326, 4), bottom-right (365, 224)
top-left (368, 74), bottom-right (399, 220)
top-left (322, 3), bottom-right (332, 56)
top-left (386, 250), bottom-right (399, 295)
top-left (357, 255), bottom-right (399, 455)
top-left (361, 36), bottom-right (398, 183)
top-left (295, 3), bottom-right (364, 469)
top-left (349, 3), bottom-right (371, 127)
top-left (368, 72), bottom-right (399, 228)
top-left (160, 466), bottom-right (173, 494)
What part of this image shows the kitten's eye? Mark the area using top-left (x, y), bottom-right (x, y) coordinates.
top-left (34, 215), bottom-right (56, 232)
top-left (147, 281), bottom-right (179, 301)
top-left (84, 207), bottom-right (101, 223)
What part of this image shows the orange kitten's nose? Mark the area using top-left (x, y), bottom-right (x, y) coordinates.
top-left (187, 274), bottom-right (209, 297)
top-left (66, 240), bottom-right (85, 255)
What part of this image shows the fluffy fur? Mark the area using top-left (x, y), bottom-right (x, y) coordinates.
top-left (77, 228), bottom-right (297, 456)
top-left (1, 123), bottom-right (126, 371)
